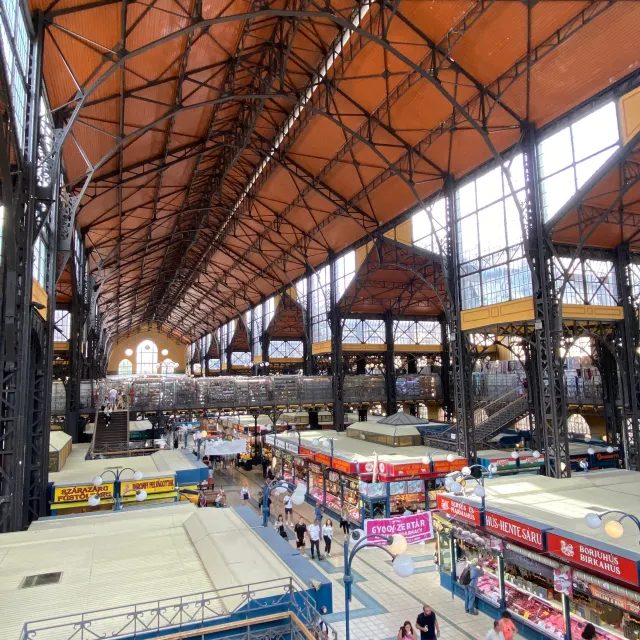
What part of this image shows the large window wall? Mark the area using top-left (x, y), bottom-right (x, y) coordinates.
top-left (412, 198), bottom-right (447, 255)
top-left (0, 0), bottom-right (30, 148)
top-left (554, 257), bottom-right (618, 306)
top-left (343, 318), bottom-right (385, 344)
top-left (393, 320), bottom-right (440, 346)
top-left (269, 340), bottom-right (303, 358)
top-left (457, 153), bottom-right (531, 310)
top-left (538, 101), bottom-right (619, 222)
top-left (251, 304), bottom-right (262, 360)
top-left (335, 250), bottom-right (355, 300)
top-left (310, 265), bottom-right (331, 343)
top-left (53, 310), bottom-right (70, 342)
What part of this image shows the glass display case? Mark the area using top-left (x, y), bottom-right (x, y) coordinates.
top-left (309, 463), bottom-right (323, 503)
top-left (389, 479), bottom-right (425, 514)
top-left (325, 470), bottom-right (341, 514)
top-left (282, 453), bottom-right (294, 482)
top-left (293, 456), bottom-right (307, 487)
top-left (342, 474), bottom-right (361, 523)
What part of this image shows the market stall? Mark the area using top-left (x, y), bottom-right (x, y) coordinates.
top-left (266, 412), bottom-right (467, 526)
top-left (434, 472), bottom-right (640, 640)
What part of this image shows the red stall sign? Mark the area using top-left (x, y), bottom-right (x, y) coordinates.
top-left (485, 511), bottom-right (545, 550)
top-left (315, 453), bottom-right (331, 466)
top-left (436, 493), bottom-right (481, 526)
top-left (390, 462), bottom-right (431, 477)
top-left (547, 533), bottom-right (640, 586)
top-left (331, 458), bottom-right (356, 474)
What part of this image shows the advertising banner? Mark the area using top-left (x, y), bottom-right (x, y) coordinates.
top-left (121, 476), bottom-right (175, 496)
top-left (485, 511), bottom-right (546, 550)
top-left (436, 493), bottom-right (482, 525)
top-left (547, 532), bottom-right (640, 586)
top-left (365, 511), bottom-right (434, 545)
top-left (53, 483), bottom-right (114, 504)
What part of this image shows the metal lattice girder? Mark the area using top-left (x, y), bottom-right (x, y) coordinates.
top-left (168, 1), bottom-right (617, 337)
top-left (523, 127), bottom-right (569, 478)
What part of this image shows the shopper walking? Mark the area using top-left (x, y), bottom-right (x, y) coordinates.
top-left (283, 492), bottom-right (294, 526)
top-left (322, 519), bottom-right (333, 556)
top-left (309, 519), bottom-right (322, 560)
top-left (339, 506), bottom-right (349, 534)
top-left (485, 620), bottom-right (505, 640)
top-left (294, 517), bottom-right (307, 551)
top-left (397, 621), bottom-right (417, 640)
top-left (241, 484), bottom-right (250, 502)
top-left (197, 489), bottom-right (207, 508)
top-left (314, 503), bottom-right (324, 527)
top-left (499, 611), bottom-right (517, 640)
top-left (416, 605), bottom-right (439, 640)
top-left (275, 515), bottom-right (288, 539)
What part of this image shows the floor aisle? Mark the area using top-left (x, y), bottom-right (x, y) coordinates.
top-left (208, 464), bottom-right (495, 640)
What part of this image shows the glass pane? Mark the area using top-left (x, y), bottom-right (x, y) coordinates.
top-left (476, 165), bottom-right (503, 209)
top-left (478, 202), bottom-right (506, 256)
top-left (540, 167), bottom-right (576, 221)
top-left (458, 216), bottom-right (479, 262)
top-left (456, 181), bottom-right (476, 218)
top-left (538, 127), bottom-right (573, 179)
top-left (571, 102), bottom-right (619, 162)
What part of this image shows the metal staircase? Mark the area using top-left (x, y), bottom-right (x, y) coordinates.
top-left (93, 410), bottom-right (129, 456)
top-left (423, 388), bottom-right (529, 453)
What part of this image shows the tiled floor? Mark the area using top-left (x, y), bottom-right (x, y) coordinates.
top-left (212, 465), bottom-right (495, 640)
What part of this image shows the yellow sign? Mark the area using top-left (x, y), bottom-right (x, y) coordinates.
top-left (120, 476), bottom-right (175, 496)
top-left (53, 483), bottom-right (114, 504)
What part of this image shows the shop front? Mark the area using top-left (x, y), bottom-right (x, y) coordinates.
top-left (434, 494), bottom-right (640, 640)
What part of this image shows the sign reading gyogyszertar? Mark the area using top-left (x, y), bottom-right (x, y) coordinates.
top-left (365, 512), bottom-right (434, 545)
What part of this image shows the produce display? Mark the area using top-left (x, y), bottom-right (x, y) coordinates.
top-left (477, 574), bottom-right (622, 640)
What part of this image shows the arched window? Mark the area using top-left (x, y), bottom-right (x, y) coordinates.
top-left (118, 359), bottom-right (133, 375)
top-left (568, 413), bottom-right (591, 435)
top-left (161, 359), bottom-right (176, 375)
top-left (136, 340), bottom-right (158, 375)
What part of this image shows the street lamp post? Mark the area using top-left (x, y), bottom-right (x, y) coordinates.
top-left (262, 478), bottom-right (307, 527)
top-left (343, 530), bottom-right (414, 640)
top-left (584, 510), bottom-right (640, 539)
top-left (88, 467), bottom-right (147, 511)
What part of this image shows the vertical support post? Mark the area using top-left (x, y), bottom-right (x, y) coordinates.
top-left (444, 177), bottom-right (475, 461)
top-left (595, 341), bottom-right (621, 447)
top-left (356, 356), bottom-right (366, 375)
top-left (303, 265), bottom-right (315, 375)
top-left (616, 244), bottom-right (640, 469)
top-left (440, 314), bottom-right (453, 422)
top-left (330, 258), bottom-right (344, 432)
top-left (261, 298), bottom-right (269, 370)
top-left (383, 311), bottom-right (397, 416)
top-left (523, 336), bottom-right (543, 452)
top-left (66, 262), bottom-right (85, 443)
top-left (523, 125), bottom-right (569, 478)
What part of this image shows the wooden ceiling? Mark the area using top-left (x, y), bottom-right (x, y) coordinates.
top-left (31, 0), bottom-right (640, 340)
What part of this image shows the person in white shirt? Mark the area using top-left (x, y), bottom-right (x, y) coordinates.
top-left (485, 620), bottom-right (505, 640)
top-left (308, 519), bottom-right (321, 559)
top-left (322, 519), bottom-right (334, 556)
top-left (283, 492), bottom-right (294, 526)
top-left (241, 485), bottom-right (250, 502)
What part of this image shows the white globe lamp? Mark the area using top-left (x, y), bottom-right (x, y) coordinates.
top-left (446, 454), bottom-right (455, 463)
top-left (587, 448), bottom-right (595, 455)
top-left (532, 450), bottom-right (540, 459)
top-left (133, 471), bottom-right (143, 481)
top-left (292, 493), bottom-right (305, 505)
top-left (462, 466), bottom-right (471, 476)
top-left (135, 489), bottom-right (147, 502)
top-left (584, 513), bottom-right (602, 529)
top-left (88, 494), bottom-right (101, 507)
top-left (511, 451), bottom-right (519, 459)
top-left (451, 481), bottom-right (463, 494)
top-left (392, 554), bottom-right (415, 578)
top-left (92, 476), bottom-right (103, 487)
top-left (474, 485), bottom-right (486, 498)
